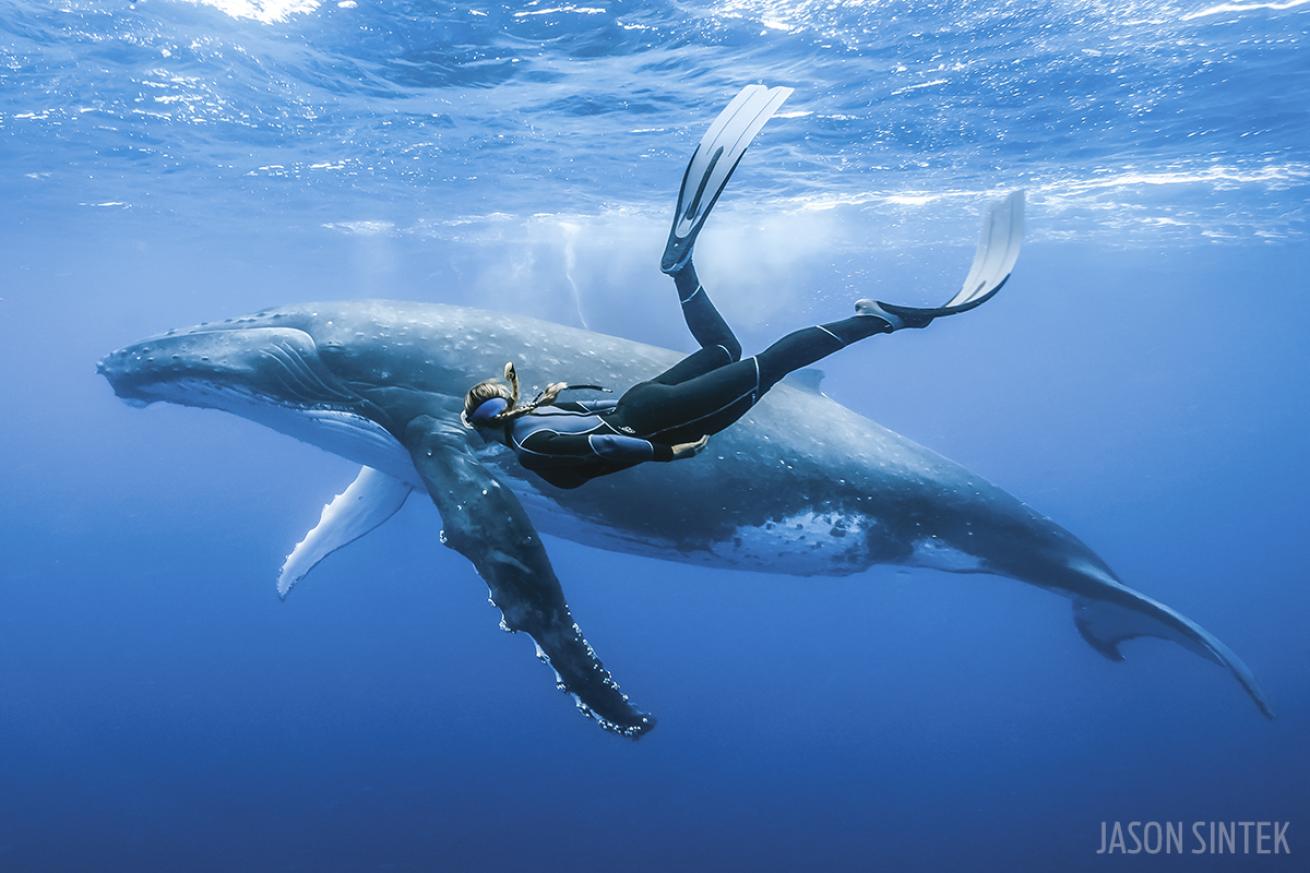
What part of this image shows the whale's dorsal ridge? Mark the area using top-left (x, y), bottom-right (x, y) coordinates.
top-left (783, 367), bottom-right (826, 394)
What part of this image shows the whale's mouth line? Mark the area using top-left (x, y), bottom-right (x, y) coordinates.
top-left (127, 370), bottom-right (383, 432)
top-left (129, 377), bottom-right (346, 413)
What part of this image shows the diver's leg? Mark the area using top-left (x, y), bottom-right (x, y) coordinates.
top-left (668, 260), bottom-right (742, 363)
top-left (664, 189), bottom-right (1026, 367)
top-left (658, 86), bottom-right (792, 361)
top-left (754, 313), bottom-right (893, 392)
top-left (648, 342), bottom-right (737, 387)
top-left (620, 310), bottom-right (894, 443)
top-left (614, 358), bottom-right (760, 442)
top-left (640, 259), bottom-right (741, 388)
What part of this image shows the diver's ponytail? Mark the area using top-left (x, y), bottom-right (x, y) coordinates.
top-left (487, 362), bottom-right (566, 424)
top-left (502, 361), bottom-right (520, 407)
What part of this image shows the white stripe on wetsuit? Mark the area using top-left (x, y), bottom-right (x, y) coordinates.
top-left (816, 324), bottom-right (845, 345)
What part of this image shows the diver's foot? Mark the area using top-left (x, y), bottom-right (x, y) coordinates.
top-left (853, 299), bottom-right (896, 329)
top-left (853, 299), bottom-right (913, 331)
top-left (852, 194), bottom-right (1025, 334)
top-left (854, 298), bottom-right (942, 330)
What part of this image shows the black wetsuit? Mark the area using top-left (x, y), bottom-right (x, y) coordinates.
top-left (503, 263), bottom-right (891, 489)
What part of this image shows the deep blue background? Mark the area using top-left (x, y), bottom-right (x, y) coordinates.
top-left (3, 1), bottom-right (1309, 870)
top-left (2, 218), bottom-right (1306, 872)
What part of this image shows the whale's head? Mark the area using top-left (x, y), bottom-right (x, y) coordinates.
top-left (99, 322), bottom-right (351, 409)
top-left (96, 302), bottom-right (492, 475)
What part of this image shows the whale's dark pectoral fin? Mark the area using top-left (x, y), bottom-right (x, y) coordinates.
top-left (404, 416), bottom-right (655, 738)
top-left (1072, 586), bottom-right (1274, 719)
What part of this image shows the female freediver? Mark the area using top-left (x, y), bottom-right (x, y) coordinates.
top-left (462, 85), bottom-right (1024, 490)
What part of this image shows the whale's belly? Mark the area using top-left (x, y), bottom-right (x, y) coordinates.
top-left (509, 476), bottom-right (878, 576)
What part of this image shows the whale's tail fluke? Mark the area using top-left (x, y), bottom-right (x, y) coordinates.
top-left (1063, 558), bottom-right (1274, 718)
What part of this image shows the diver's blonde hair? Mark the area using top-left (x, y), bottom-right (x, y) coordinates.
top-left (463, 362), bottom-right (565, 426)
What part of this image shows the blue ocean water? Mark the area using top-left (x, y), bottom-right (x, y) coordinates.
top-left (2, 1), bottom-right (1308, 870)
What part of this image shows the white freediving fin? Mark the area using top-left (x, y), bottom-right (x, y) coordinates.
top-left (1072, 586), bottom-right (1274, 719)
top-left (661, 83), bottom-right (793, 274)
top-left (277, 466), bottom-right (412, 599)
top-left (870, 190), bottom-right (1025, 328)
top-left (946, 189), bottom-right (1025, 310)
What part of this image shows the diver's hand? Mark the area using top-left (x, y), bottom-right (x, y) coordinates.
top-left (670, 435), bottom-right (709, 460)
top-left (534, 381), bottom-right (566, 406)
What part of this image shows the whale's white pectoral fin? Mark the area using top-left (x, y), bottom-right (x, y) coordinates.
top-left (277, 466), bottom-right (412, 599)
top-left (403, 415), bottom-right (654, 739)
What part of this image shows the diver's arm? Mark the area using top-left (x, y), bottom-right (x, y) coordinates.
top-left (552, 399), bottom-right (619, 413)
top-left (517, 430), bottom-right (675, 464)
top-left (591, 434), bottom-right (676, 462)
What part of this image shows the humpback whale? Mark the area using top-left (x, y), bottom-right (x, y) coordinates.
top-left (97, 299), bottom-right (1273, 736)
top-left (96, 86), bottom-right (1269, 736)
